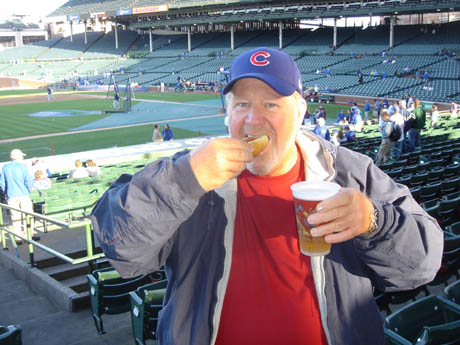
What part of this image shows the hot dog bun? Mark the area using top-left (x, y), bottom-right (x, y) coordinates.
top-left (247, 135), bottom-right (269, 157)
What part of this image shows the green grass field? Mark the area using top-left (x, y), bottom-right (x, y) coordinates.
top-left (0, 89), bottom-right (343, 163)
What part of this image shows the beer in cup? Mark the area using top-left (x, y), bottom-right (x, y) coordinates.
top-left (290, 181), bottom-right (341, 256)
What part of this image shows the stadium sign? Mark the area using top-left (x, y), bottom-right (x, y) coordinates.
top-left (91, 12), bottom-right (107, 19)
top-left (66, 14), bottom-right (80, 21)
top-left (116, 8), bottom-right (133, 16)
top-left (132, 4), bottom-right (168, 14)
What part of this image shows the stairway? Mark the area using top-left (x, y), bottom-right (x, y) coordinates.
top-left (0, 263), bottom-right (138, 345)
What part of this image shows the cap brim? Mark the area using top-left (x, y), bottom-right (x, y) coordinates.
top-left (223, 73), bottom-right (298, 96)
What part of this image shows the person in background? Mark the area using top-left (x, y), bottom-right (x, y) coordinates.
top-left (376, 110), bottom-right (393, 164)
top-left (373, 98), bottom-right (381, 119)
top-left (344, 125), bottom-right (357, 142)
top-left (336, 109), bottom-right (347, 125)
top-left (303, 108), bottom-right (312, 126)
top-left (390, 110), bottom-right (404, 160)
top-left (47, 87), bottom-right (56, 102)
top-left (113, 91), bottom-right (121, 111)
top-left (32, 170), bottom-right (52, 190)
top-left (69, 160), bottom-right (89, 179)
top-left (364, 100), bottom-right (371, 121)
top-left (331, 128), bottom-right (340, 146)
top-left (30, 158), bottom-right (52, 178)
top-left (351, 108), bottom-right (363, 132)
top-left (313, 117), bottom-right (330, 141)
top-left (0, 149), bottom-right (39, 243)
top-left (90, 47), bottom-right (442, 345)
top-left (408, 99), bottom-right (426, 152)
top-left (85, 159), bottom-right (101, 177)
top-left (152, 124), bottom-right (163, 142)
top-left (430, 103), bottom-right (439, 129)
top-left (162, 124), bottom-right (174, 141)
top-left (451, 102), bottom-right (458, 118)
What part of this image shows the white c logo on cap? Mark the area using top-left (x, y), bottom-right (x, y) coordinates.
top-left (250, 51), bottom-right (270, 66)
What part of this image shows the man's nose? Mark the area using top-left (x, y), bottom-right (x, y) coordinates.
top-left (245, 105), bottom-right (264, 125)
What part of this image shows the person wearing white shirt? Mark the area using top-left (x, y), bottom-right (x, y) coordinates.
top-left (69, 160), bottom-right (89, 179)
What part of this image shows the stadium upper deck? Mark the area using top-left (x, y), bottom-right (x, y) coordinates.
top-left (47, 0), bottom-right (460, 28)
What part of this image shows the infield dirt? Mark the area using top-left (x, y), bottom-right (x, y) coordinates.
top-left (0, 93), bottom-right (106, 106)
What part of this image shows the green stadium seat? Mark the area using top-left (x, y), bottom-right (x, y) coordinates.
top-left (385, 296), bottom-right (460, 345)
top-left (130, 279), bottom-right (168, 345)
top-left (441, 177), bottom-right (460, 196)
top-left (421, 199), bottom-right (439, 219)
top-left (445, 280), bottom-right (460, 305)
top-left (419, 182), bottom-right (442, 202)
top-left (0, 324), bottom-right (22, 344)
top-left (445, 221), bottom-right (460, 236)
top-left (87, 267), bottom-right (165, 334)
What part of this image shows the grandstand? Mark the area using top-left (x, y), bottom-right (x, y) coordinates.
top-left (2, 1), bottom-right (460, 344)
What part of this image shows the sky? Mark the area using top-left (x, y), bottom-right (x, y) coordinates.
top-left (1, 0), bottom-right (68, 19)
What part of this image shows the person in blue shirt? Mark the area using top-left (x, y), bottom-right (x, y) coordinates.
top-left (313, 118), bottom-right (330, 141)
top-left (344, 125), bottom-right (357, 142)
top-left (336, 109), bottom-right (347, 124)
top-left (0, 149), bottom-right (39, 244)
top-left (382, 98), bottom-right (389, 109)
top-left (364, 100), bottom-right (371, 121)
top-left (162, 124), bottom-right (174, 141)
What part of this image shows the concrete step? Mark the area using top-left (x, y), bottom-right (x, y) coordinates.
top-left (60, 274), bottom-right (88, 293)
top-left (41, 261), bottom-right (90, 282)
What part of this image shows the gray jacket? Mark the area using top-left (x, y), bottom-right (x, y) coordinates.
top-left (91, 130), bottom-right (443, 345)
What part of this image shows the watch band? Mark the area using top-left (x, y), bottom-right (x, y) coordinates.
top-left (364, 205), bottom-right (379, 236)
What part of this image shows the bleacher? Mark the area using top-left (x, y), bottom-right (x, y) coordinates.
top-left (84, 30), bottom-right (139, 59)
top-left (1, 22), bottom-right (460, 100)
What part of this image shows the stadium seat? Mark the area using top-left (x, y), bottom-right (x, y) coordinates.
top-left (130, 279), bottom-right (168, 345)
top-left (385, 296), bottom-right (460, 345)
top-left (444, 164), bottom-right (460, 179)
top-left (87, 267), bottom-right (165, 334)
top-left (441, 177), bottom-right (460, 196)
top-left (419, 182), bottom-right (442, 202)
top-left (445, 279), bottom-right (460, 305)
top-left (0, 324), bottom-right (22, 344)
top-left (421, 199), bottom-right (439, 219)
top-left (437, 198), bottom-right (460, 226)
top-left (445, 221), bottom-right (460, 236)
top-left (409, 172), bottom-right (428, 188)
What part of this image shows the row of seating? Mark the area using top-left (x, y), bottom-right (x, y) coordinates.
top-left (87, 266), bottom-right (166, 344)
top-left (378, 221), bottom-right (460, 344)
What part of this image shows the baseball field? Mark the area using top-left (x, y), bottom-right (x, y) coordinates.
top-left (0, 89), bottom-right (345, 163)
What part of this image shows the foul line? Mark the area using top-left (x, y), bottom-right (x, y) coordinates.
top-left (0, 114), bottom-right (225, 144)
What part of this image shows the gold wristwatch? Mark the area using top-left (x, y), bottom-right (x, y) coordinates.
top-left (364, 205), bottom-right (379, 235)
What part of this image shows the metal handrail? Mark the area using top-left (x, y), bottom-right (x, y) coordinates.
top-left (0, 202), bottom-right (104, 267)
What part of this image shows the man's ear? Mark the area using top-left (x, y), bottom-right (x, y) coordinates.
top-left (297, 95), bottom-right (307, 126)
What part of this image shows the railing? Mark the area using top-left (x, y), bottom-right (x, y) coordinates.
top-left (0, 202), bottom-right (104, 270)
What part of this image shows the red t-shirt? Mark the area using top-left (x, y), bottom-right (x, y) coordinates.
top-left (215, 151), bottom-right (328, 345)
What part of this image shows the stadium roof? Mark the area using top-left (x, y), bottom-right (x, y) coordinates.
top-left (47, 0), bottom-right (460, 29)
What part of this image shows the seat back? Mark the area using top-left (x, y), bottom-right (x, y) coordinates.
top-left (385, 296), bottom-right (460, 344)
top-left (444, 279), bottom-right (460, 304)
top-left (130, 279), bottom-right (168, 345)
top-left (0, 324), bottom-right (22, 344)
top-left (414, 320), bottom-right (460, 345)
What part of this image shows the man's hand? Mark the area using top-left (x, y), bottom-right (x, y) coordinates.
top-left (306, 188), bottom-right (374, 243)
top-left (190, 138), bottom-right (253, 192)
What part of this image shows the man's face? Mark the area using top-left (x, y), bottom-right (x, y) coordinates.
top-left (226, 78), bottom-right (306, 176)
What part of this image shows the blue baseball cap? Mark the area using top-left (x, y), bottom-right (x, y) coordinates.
top-left (223, 47), bottom-right (303, 96)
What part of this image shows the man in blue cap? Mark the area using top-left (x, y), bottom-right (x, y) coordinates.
top-left (91, 47), bottom-right (442, 345)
